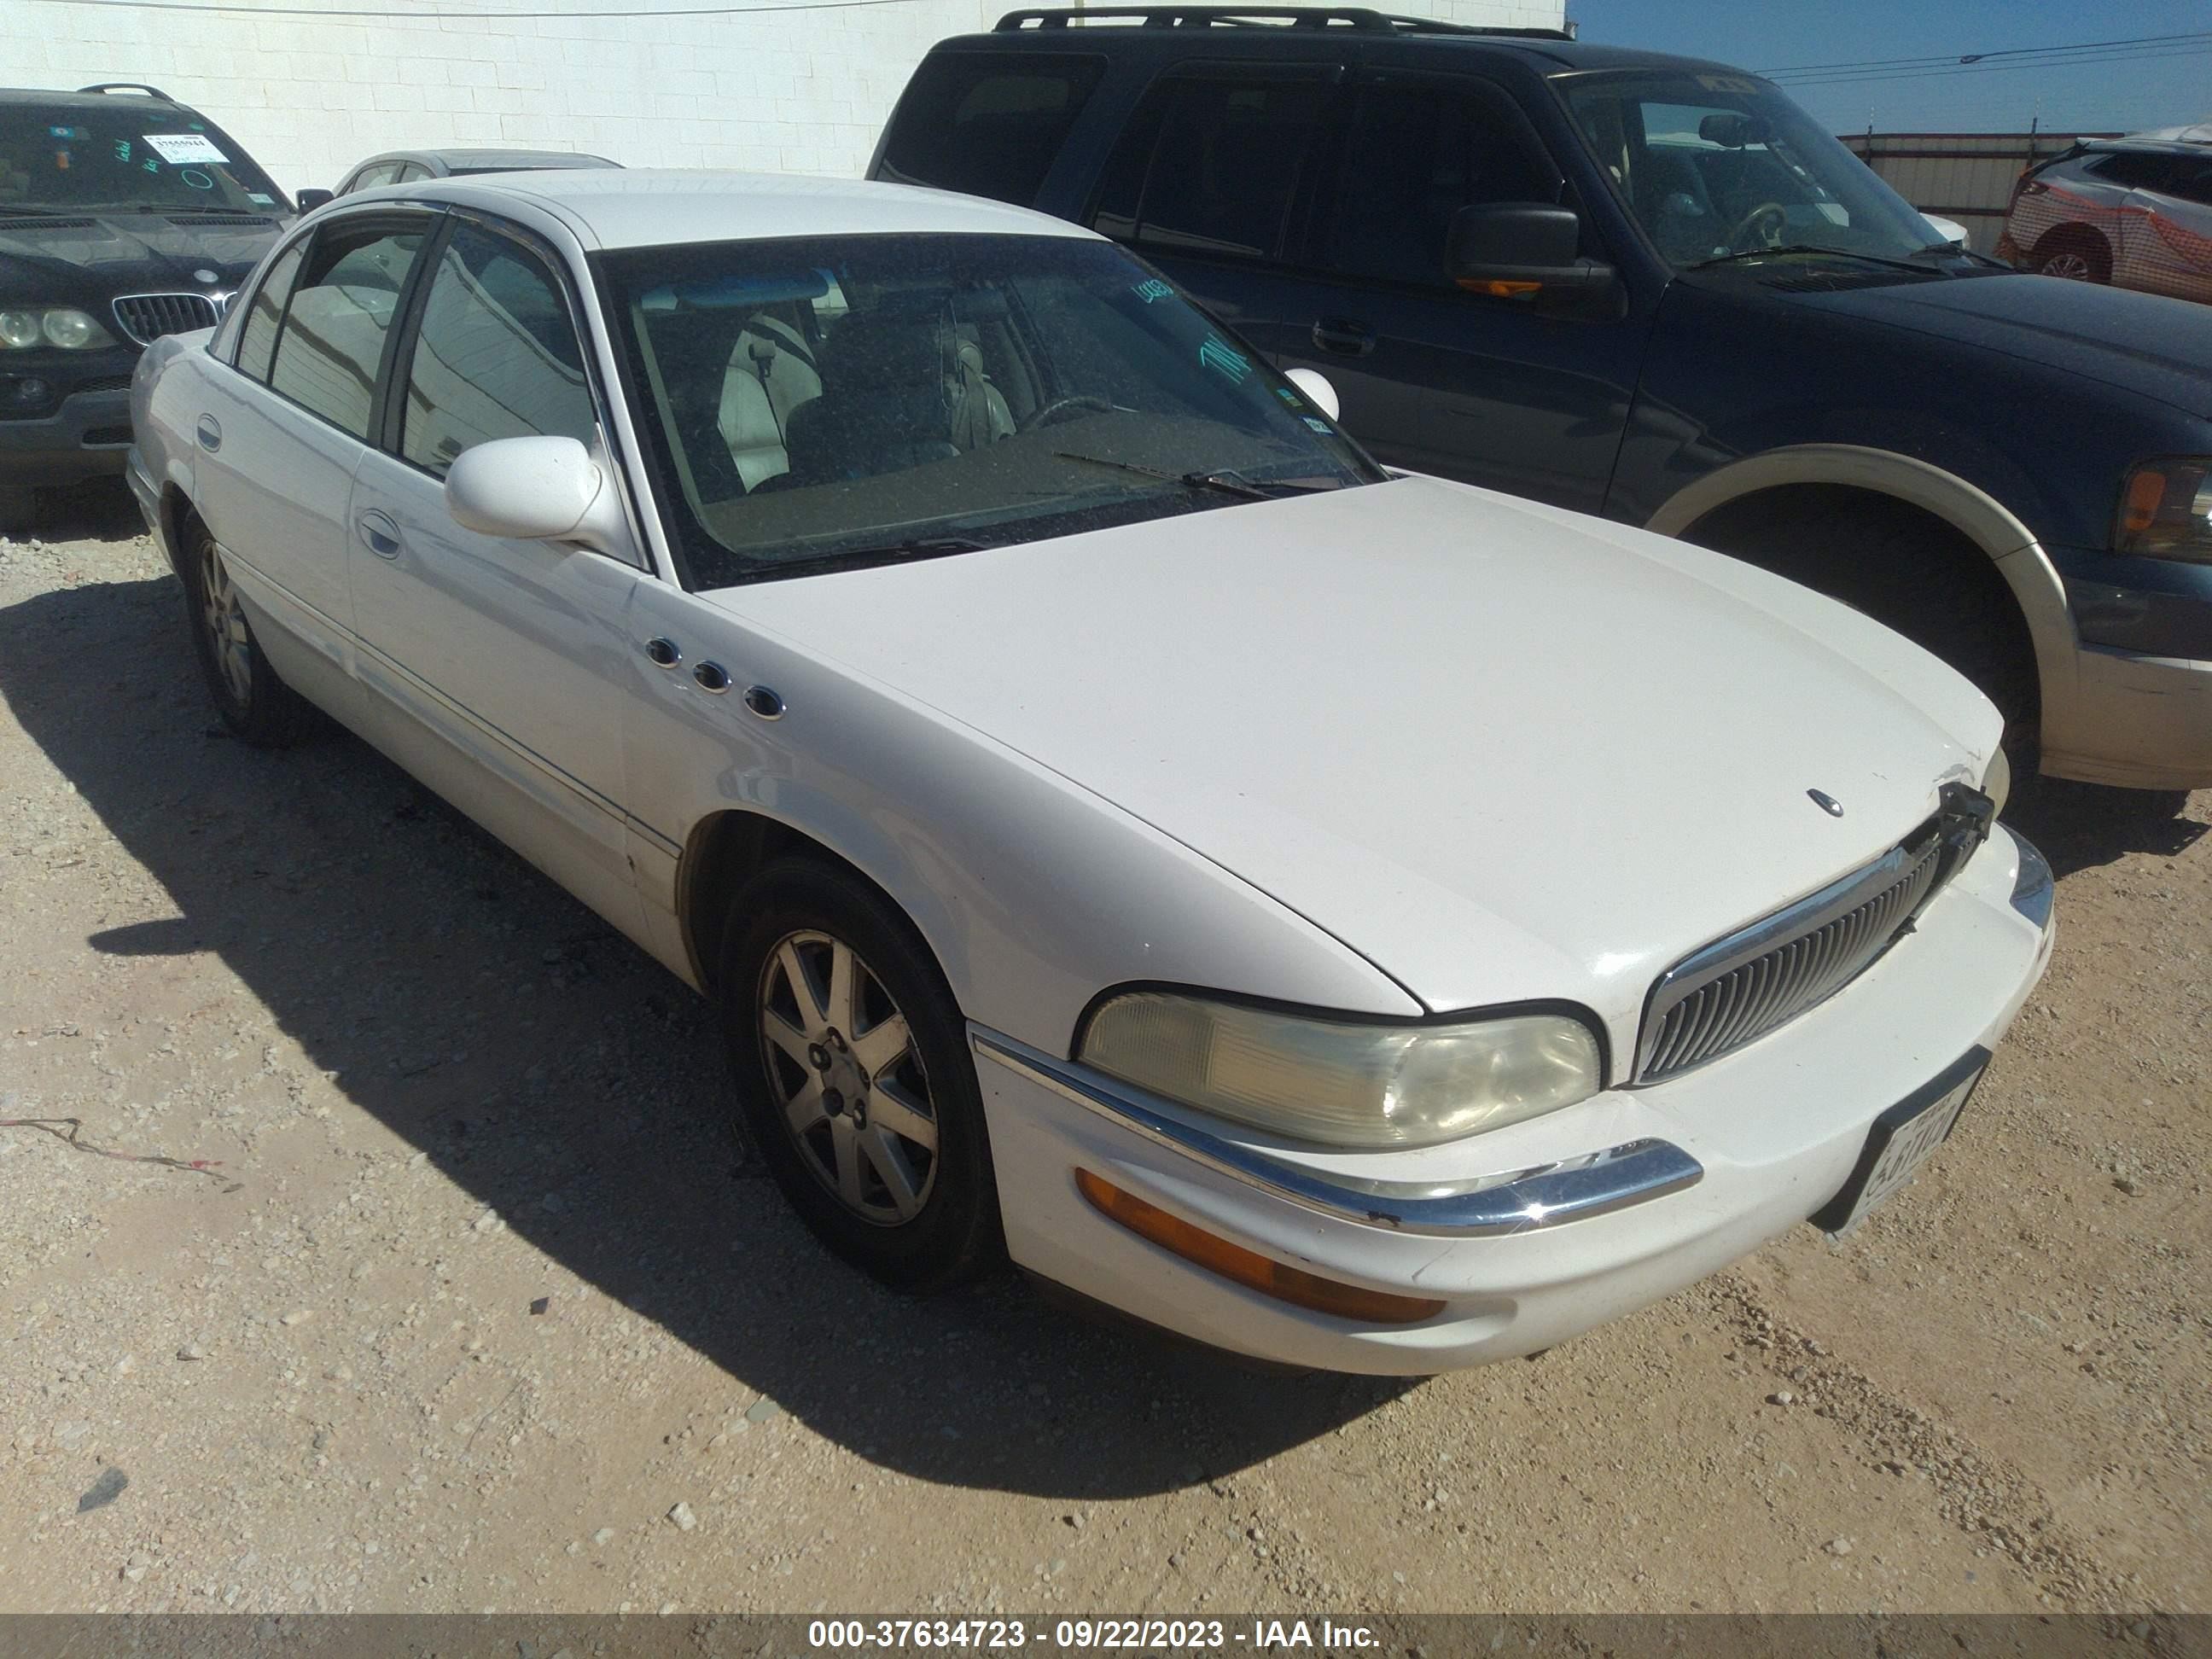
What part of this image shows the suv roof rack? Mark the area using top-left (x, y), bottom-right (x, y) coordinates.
top-left (993, 8), bottom-right (1577, 41)
top-left (78, 82), bottom-right (178, 100)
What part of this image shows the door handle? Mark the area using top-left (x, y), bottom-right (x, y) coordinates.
top-left (195, 415), bottom-right (221, 452)
top-left (1311, 318), bottom-right (1376, 357)
top-left (356, 509), bottom-right (402, 561)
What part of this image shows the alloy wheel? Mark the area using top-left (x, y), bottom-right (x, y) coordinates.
top-left (757, 928), bottom-right (939, 1225)
top-left (199, 540), bottom-right (253, 704)
top-left (2040, 252), bottom-right (2094, 281)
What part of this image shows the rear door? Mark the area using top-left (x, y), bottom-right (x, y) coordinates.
top-left (1289, 67), bottom-right (1647, 512)
top-left (1084, 58), bottom-right (1352, 381)
top-left (192, 211), bottom-right (433, 706)
top-left (2116, 154), bottom-right (2212, 304)
top-left (344, 211), bottom-right (652, 933)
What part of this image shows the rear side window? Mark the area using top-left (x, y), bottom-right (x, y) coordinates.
top-left (2084, 151), bottom-right (2174, 190)
top-left (266, 221), bottom-right (425, 439)
top-left (234, 240), bottom-right (306, 381)
top-left (1091, 71), bottom-right (1338, 263)
top-left (878, 51), bottom-right (1105, 206)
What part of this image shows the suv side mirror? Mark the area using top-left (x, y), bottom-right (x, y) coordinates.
top-left (445, 435), bottom-right (629, 553)
top-left (1447, 204), bottom-right (1616, 310)
top-left (294, 188), bottom-right (335, 213)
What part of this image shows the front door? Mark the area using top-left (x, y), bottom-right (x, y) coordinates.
top-left (1284, 69), bottom-right (1651, 513)
top-left (343, 213), bottom-right (649, 934)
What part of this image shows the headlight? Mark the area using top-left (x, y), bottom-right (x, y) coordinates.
top-left (1982, 745), bottom-right (2011, 818)
top-left (1077, 992), bottom-right (1604, 1150)
top-left (0, 306), bottom-right (117, 351)
top-left (2116, 458), bottom-right (2212, 562)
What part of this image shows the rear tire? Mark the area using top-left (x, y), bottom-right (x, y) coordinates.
top-left (181, 521), bottom-right (319, 748)
top-left (1688, 490), bottom-right (2041, 772)
top-left (718, 856), bottom-right (1004, 1292)
top-left (2033, 226), bottom-right (2111, 283)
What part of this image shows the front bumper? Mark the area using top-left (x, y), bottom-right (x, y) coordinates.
top-left (973, 825), bottom-right (2055, 1374)
top-left (0, 381), bottom-right (136, 485)
top-left (2041, 643), bottom-right (2212, 790)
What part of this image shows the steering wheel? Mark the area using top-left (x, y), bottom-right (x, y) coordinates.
top-left (1726, 201), bottom-right (1790, 253)
top-left (1022, 394), bottom-right (1114, 432)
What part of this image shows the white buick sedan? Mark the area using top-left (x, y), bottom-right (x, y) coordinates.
top-left (130, 172), bottom-right (2055, 1374)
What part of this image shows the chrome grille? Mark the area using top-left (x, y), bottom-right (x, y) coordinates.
top-left (111, 292), bottom-right (220, 346)
top-left (1636, 833), bottom-right (1947, 1082)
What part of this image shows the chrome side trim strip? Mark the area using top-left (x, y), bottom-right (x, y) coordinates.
top-left (970, 1028), bottom-right (1703, 1239)
top-left (2006, 826), bottom-right (2055, 929)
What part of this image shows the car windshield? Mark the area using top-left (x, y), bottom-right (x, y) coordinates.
top-left (597, 233), bottom-right (1380, 587)
top-left (1557, 69), bottom-right (1943, 269)
top-left (0, 101), bottom-right (287, 214)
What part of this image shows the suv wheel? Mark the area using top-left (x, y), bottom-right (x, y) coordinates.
top-left (2033, 226), bottom-right (2111, 283)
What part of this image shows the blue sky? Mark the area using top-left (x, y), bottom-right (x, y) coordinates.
top-left (1568, 1), bottom-right (2212, 137)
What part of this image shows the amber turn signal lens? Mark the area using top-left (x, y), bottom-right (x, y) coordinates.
top-left (2122, 468), bottom-right (2168, 535)
top-left (1074, 1168), bottom-right (1446, 1325)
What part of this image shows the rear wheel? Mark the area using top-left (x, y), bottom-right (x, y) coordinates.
top-left (182, 522), bottom-right (318, 747)
top-left (1688, 489), bottom-right (2040, 771)
top-left (2033, 226), bottom-right (2111, 283)
top-left (718, 857), bottom-right (1003, 1291)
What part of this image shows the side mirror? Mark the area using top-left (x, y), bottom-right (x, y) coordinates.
top-left (294, 187), bottom-right (335, 213)
top-left (445, 435), bottom-right (626, 552)
top-left (1283, 367), bottom-right (1340, 422)
top-left (1447, 203), bottom-right (1616, 309)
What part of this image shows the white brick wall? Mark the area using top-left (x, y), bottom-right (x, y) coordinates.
top-left (4, 0), bottom-right (1565, 197)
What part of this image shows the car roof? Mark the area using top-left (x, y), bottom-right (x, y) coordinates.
top-left (343, 167), bottom-right (1103, 248)
top-left (2079, 131), bottom-right (2212, 160)
top-left (952, 10), bottom-right (1746, 76)
top-left (356, 147), bottom-right (620, 172)
top-left (0, 86), bottom-right (192, 112)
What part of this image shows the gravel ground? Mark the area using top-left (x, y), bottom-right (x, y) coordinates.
top-left (0, 483), bottom-right (2205, 1616)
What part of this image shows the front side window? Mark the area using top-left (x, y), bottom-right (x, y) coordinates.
top-left (265, 220), bottom-right (426, 439)
top-left (234, 238), bottom-right (306, 381)
top-left (601, 233), bottom-right (1379, 590)
top-left (1322, 79), bottom-right (1559, 287)
top-left (1091, 72), bottom-right (1337, 262)
top-left (1559, 69), bottom-right (1939, 269)
top-left (877, 52), bottom-right (1106, 206)
top-left (0, 101), bottom-right (286, 214)
top-left (400, 222), bottom-right (597, 475)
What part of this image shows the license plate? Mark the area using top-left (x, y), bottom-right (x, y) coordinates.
top-left (1810, 1049), bottom-right (1988, 1234)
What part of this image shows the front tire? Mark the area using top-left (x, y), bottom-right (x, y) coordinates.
top-left (182, 522), bottom-right (318, 748)
top-left (719, 857), bottom-right (1004, 1291)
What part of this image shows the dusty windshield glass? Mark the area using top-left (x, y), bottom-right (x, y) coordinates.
top-left (598, 233), bottom-right (1378, 588)
top-left (0, 102), bottom-right (286, 213)
top-left (1558, 70), bottom-right (1940, 268)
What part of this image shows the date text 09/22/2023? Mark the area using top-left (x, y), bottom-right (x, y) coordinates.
top-left (806, 1618), bottom-right (1382, 1650)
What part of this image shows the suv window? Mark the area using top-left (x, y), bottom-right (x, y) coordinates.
top-left (346, 162), bottom-right (400, 195)
top-left (265, 220), bottom-right (425, 439)
top-left (1322, 79), bottom-right (1557, 287)
top-left (400, 222), bottom-right (597, 475)
top-left (1092, 70), bottom-right (1338, 263)
top-left (878, 52), bottom-right (1106, 206)
top-left (0, 98), bottom-right (286, 213)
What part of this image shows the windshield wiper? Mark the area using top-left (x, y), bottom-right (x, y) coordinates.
top-left (771, 534), bottom-right (989, 574)
top-left (1052, 451), bottom-right (1335, 500)
top-left (0, 204), bottom-right (94, 218)
top-left (145, 203), bottom-right (268, 216)
top-left (1690, 243), bottom-right (1941, 275)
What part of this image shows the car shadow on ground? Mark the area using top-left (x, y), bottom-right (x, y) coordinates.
top-left (2008, 777), bottom-right (2207, 878)
top-left (20, 477), bottom-right (148, 544)
top-left (0, 572), bottom-right (1409, 1501)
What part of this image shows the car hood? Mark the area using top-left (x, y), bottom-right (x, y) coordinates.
top-left (0, 209), bottom-right (280, 305)
top-left (1789, 270), bottom-right (2212, 419)
top-left (707, 475), bottom-right (2000, 1028)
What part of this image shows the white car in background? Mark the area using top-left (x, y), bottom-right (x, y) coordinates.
top-left (128, 171), bottom-right (2054, 1374)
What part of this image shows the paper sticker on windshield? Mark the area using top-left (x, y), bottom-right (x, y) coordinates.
top-left (247, 191), bottom-right (274, 205)
top-left (1301, 416), bottom-right (1332, 433)
top-left (143, 132), bottom-right (230, 166)
top-left (1198, 334), bottom-right (1251, 384)
top-left (49, 125), bottom-right (86, 140)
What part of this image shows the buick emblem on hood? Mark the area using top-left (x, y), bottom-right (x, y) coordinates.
top-left (1807, 789), bottom-right (1845, 818)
